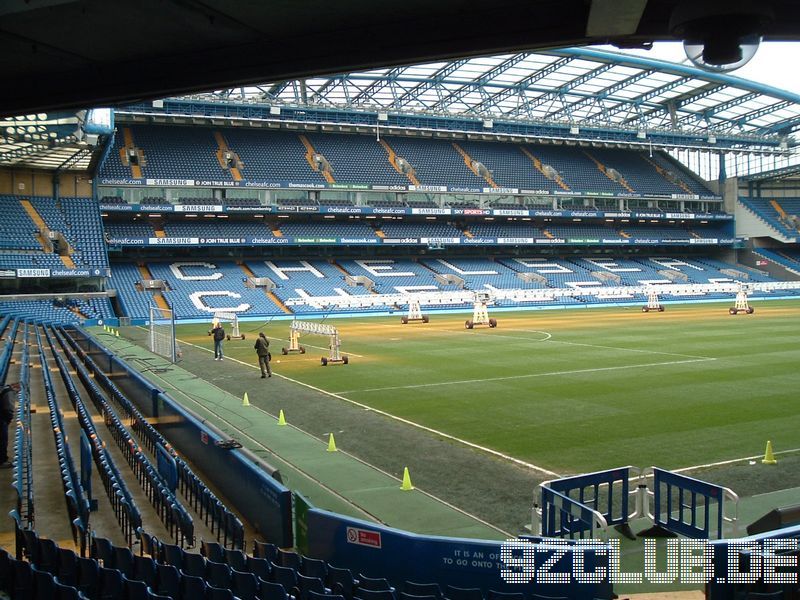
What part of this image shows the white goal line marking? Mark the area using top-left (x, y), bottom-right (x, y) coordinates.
top-left (337, 357), bottom-right (717, 395)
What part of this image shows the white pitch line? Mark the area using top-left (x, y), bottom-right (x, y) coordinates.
top-left (337, 357), bottom-right (717, 394)
top-left (265, 335), bottom-right (365, 358)
top-left (673, 447), bottom-right (800, 473)
top-left (151, 337), bottom-right (513, 535)
top-left (178, 338), bottom-right (559, 477)
top-left (546, 338), bottom-right (714, 360)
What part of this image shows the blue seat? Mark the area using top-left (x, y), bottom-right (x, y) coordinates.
top-left (355, 589), bottom-right (396, 600)
top-left (295, 573), bottom-right (329, 600)
top-left (55, 578), bottom-right (86, 600)
top-left (252, 541), bottom-right (278, 562)
top-left (205, 559), bottom-right (232, 588)
top-left (32, 564), bottom-right (56, 600)
top-left (123, 574), bottom-right (150, 600)
top-left (247, 556), bottom-right (271, 580)
top-left (201, 540), bottom-right (225, 563)
top-left (181, 551), bottom-right (206, 577)
top-left (57, 547), bottom-right (79, 586)
top-left (358, 575), bottom-right (395, 592)
top-left (231, 568), bottom-right (259, 600)
top-left (92, 537), bottom-right (115, 567)
top-left (0, 548), bottom-right (11, 590)
top-left (113, 545), bottom-right (135, 577)
top-left (98, 567), bottom-right (124, 600)
top-left (137, 530), bottom-right (160, 559)
top-left (12, 556), bottom-right (33, 599)
top-left (225, 548), bottom-right (248, 571)
top-left (400, 593), bottom-right (438, 600)
top-left (271, 563), bottom-right (298, 591)
top-left (300, 557), bottom-right (327, 579)
top-left (403, 583), bottom-right (441, 598)
top-left (258, 578), bottom-right (293, 600)
top-left (37, 538), bottom-right (59, 575)
top-left (180, 572), bottom-right (207, 599)
top-left (310, 592), bottom-right (345, 600)
top-left (327, 565), bottom-right (357, 600)
top-left (132, 554), bottom-right (157, 588)
top-left (159, 543), bottom-right (184, 569)
top-left (207, 584), bottom-right (236, 600)
top-left (277, 549), bottom-right (302, 571)
top-left (77, 556), bottom-right (99, 598)
top-left (155, 563), bottom-right (180, 599)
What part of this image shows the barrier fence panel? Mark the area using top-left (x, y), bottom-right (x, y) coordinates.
top-left (540, 487), bottom-right (606, 539)
top-left (538, 467), bottom-right (634, 539)
top-left (652, 467), bottom-right (730, 539)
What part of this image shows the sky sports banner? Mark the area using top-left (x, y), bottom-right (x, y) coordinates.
top-left (99, 202), bottom-right (733, 222)
top-left (97, 177), bottom-right (722, 201)
top-left (105, 236), bottom-right (733, 247)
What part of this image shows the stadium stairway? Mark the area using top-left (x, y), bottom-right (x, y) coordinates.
top-left (299, 135), bottom-right (335, 183)
top-left (519, 146), bottom-right (571, 191)
top-left (238, 263), bottom-right (293, 314)
top-left (18, 199), bottom-right (51, 252)
top-left (137, 264), bottom-right (171, 311)
top-left (214, 131), bottom-right (243, 181)
top-left (452, 142), bottom-right (498, 188)
top-left (120, 127), bottom-right (144, 178)
top-left (379, 139), bottom-right (420, 185)
top-left (581, 150), bottom-right (635, 193)
top-left (640, 153), bottom-right (693, 194)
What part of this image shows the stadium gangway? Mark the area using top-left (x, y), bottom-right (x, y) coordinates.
top-left (51, 326), bottom-right (195, 546)
top-left (287, 281), bottom-right (800, 310)
top-left (36, 325), bottom-right (91, 554)
top-left (0, 317), bottom-right (20, 385)
top-left (42, 326), bottom-right (143, 546)
top-left (61, 325), bottom-right (244, 549)
top-left (13, 322), bottom-right (34, 529)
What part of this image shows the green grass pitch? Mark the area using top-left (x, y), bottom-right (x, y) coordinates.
top-left (175, 300), bottom-right (800, 476)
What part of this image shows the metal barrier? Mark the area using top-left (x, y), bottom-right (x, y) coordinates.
top-left (534, 466), bottom-right (639, 540)
top-left (535, 465), bottom-right (739, 540)
top-left (646, 467), bottom-right (738, 540)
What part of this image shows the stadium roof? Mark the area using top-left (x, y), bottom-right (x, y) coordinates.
top-left (3, 1), bottom-right (800, 118)
top-left (178, 47), bottom-right (800, 146)
top-left (0, 112), bottom-right (98, 170)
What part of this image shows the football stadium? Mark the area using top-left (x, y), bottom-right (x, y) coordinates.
top-left (3, 2), bottom-right (800, 599)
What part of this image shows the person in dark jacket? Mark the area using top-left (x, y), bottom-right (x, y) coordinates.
top-left (254, 332), bottom-right (272, 378)
top-left (0, 382), bottom-right (20, 468)
top-left (211, 322), bottom-right (225, 360)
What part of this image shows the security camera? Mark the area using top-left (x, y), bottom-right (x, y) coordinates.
top-left (669, 0), bottom-right (774, 73)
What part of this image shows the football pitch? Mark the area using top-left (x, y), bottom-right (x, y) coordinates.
top-left (174, 299), bottom-right (800, 477)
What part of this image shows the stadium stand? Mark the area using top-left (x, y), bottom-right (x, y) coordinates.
top-left (739, 197), bottom-right (800, 238)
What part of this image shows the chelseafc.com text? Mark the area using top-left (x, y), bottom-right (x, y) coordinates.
top-left (500, 538), bottom-right (800, 585)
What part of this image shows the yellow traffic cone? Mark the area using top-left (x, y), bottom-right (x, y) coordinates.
top-left (115, 330), bottom-right (119, 337)
top-left (277, 409), bottom-right (287, 426)
top-left (242, 392), bottom-right (250, 407)
top-left (327, 433), bottom-right (338, 452)
top-left (762, 440), bottom-right (777, 465)
top-left (400, 467), bottom-right (414, 491)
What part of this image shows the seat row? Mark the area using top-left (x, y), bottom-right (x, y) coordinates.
top-left (37, 325), bottom-right (91, 552)
top-left (50, 326), bottom-right (192, 545)
top-left (43, 325), bottom-right (143, 544)
top-left (59, 325), bottom-right (244, 549)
